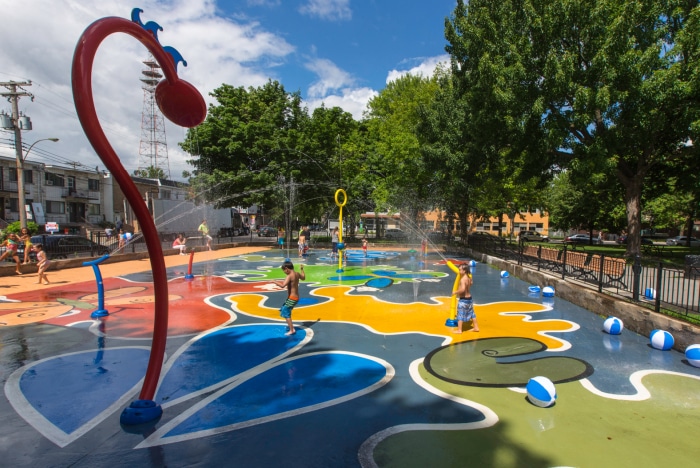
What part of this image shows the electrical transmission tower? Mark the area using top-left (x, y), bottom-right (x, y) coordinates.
top-left (138, 55), bottom-right (170, 179)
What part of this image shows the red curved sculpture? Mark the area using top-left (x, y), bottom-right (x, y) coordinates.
top-left (72, 10), bottom-right (206, 424)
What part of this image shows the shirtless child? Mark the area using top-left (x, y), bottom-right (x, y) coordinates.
top-left (451, 263), bottom-right (479, 333)
top-left (275, 260), bottom-right (306, 335)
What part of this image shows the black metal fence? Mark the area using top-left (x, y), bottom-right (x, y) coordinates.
top-left (460, 236), bottom-right (700, 318)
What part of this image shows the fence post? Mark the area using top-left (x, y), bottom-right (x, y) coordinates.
top-left (654, 261), bottom-right (663, 312)
top-left (518, 240), bottom-right (523, 266)
top-left (561, 245), bottom-right (568, 280)
top-left (632, 255), bottom-right (642, 301)
top-left (597, 254), bottom-right (605, 293)
top-left (537, 245), bottom-right (542, 271)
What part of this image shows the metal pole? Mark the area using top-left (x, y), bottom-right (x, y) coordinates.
top-left (1, 81), bottom-right (33, 229)
top-left (11, 96), bottom-right (27, 228)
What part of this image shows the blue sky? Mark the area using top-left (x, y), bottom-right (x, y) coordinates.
top-left (0, 0), bottom-right (456, 178)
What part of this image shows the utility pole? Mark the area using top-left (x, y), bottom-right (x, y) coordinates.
top-left (1, 81), bottom-right (34, 228)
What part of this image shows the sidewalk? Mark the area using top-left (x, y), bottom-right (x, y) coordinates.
top-left (0, 246), bottom-right (273, 295)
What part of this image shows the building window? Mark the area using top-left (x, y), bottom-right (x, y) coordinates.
top-left (9, 168), bottom-right (33, 184)
top-left (45, 172), bottom-right (65, 187)
top-left (161, 190), bottom-right (171, 200)
top-left (9, 198), bottom-right (18, 212)
top-left (46, 201), bottom-right (65, 214)
top-left (88, 204), bottom-right (100, 215)
top-left (88, 178), bottom-right (100, 191)
top-left (67, 176), bottom-right (75, 189)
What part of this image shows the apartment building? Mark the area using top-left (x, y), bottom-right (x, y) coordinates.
top-left (360, 209), bottom-right (549, 236)
top-left (0, 155), bottom-right (112, 233)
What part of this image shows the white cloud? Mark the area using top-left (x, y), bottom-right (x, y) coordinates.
top-left (302, 54), bottom-right (451, 120)
top-left (299, 0), bottom-right (352, 21)
top-left (305, 87), bottom-right (378, 120)
top-left (247, 0), bottom-right (281, 6)
top-left (386, 54), bottom-right (450, 84)
top-left (0, 0), bottom-right (295, 179)
top-left (304, 58), bottom-right (356, 98)
top-left (0, 0), bottom-right (430, 181)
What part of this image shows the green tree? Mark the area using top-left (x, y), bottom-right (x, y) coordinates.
top-left (133, 166), bottom-right (166, 179)
top-left (445, 0), bottom-right (700, 255)
top-left (179, 80), bottom-right (362, 231)
top-left (179, 80), bottom-right (309, 214)
top-left (365, 72), bottom-right (441, 236)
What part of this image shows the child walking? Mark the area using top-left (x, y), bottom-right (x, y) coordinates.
top-left (34, 243), bottom-right (50, 285)
top-left (274, 260), bottom-right (305, 335)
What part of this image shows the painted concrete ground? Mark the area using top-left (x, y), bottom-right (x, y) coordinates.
top-left (1, 248), bottom-right (700, 467)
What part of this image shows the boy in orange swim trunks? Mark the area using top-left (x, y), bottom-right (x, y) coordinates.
top-left (275, 260), bottom-right (305, 335)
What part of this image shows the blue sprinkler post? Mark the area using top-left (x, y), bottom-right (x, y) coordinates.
top-left (84, 254), bottom-right (110, 318)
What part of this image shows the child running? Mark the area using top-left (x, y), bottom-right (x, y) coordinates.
top-left (33, 243), bottom-right (51, 285)
top-left (0, 233), bottom-right (22, 275)
top-left (274, 260), bottom-right (305, 335)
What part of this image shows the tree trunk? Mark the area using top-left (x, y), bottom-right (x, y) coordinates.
top-left (622, 174), bottom-right (644, 256)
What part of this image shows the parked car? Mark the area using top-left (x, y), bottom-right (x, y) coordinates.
top-left (616, 235), bottom-right (653, 245)
top-left (384, 228), bottom-right (407, 239)
top-left (469, 231), bottom-right (500, 239)
top-left (666, 236), bottom-right (700, 247)
top-left (427, 231), bottom-right (446, 241)
top-left (27, 234), bottom-right (110, 260)
top-left (564, 234), bottom-right (601, 245)
top-left (257, 226), bottom-right (277, 237)
top-left (217, 227), bottom-right (240, 237)
top-left (518, 231), bottom-right (549, 242)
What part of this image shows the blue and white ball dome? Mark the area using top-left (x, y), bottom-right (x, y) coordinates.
top-left (603, 317), bottom-right (624, 335)
top-left (644, 288), bottom-right (657, 300)
top-left (500, 271), bottom-right (509, 278)
top-left (528, 285), bottom-right (541, 293)
top-left (650, 329), bottom-right (674, 350)
top-left (542, 286), bottom-right (555, 297)
top-left (685, 344), bottom-right (700, 368)
top-left (526, 376), bottom-right (557, 408)
top-left (469, 260), bottom-right (477, 267)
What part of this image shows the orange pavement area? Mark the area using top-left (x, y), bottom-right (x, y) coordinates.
top-left (0, 246), bottom-right (273, 295)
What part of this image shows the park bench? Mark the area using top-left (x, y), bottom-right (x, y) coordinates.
top-left (587, 254), bottom-right (627, 288)
top-left (540, 247), bottom-right (563, 272)
top-left (642, 243), bottom-right (667, 256)
top-left (564, 251), bottom-right (595, 280)
top-left (521, 245), bottom-right (541, 267)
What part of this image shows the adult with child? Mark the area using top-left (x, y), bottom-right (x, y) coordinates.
top-left (274, 260), bottom-right (305, 336)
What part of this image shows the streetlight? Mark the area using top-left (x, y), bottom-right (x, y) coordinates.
top-left (17, 137), bottom-right (59, 228)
